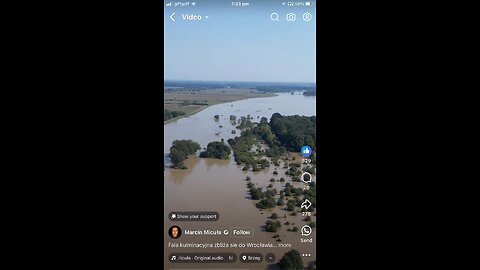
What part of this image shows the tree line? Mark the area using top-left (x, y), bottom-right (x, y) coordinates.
top-left (228, 113), bottom-right (316, 171)
top-left (168, 139), bottom-right (231, 169)
top-left (269, 113), bottom-right (316, 152)
top-left (164, 109), bottom-right (185, 121)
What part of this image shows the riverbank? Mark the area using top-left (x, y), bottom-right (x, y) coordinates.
top-left (164, 105), bottom-right (208, 125)
top-left (164, 88), bottom-right (276, 125)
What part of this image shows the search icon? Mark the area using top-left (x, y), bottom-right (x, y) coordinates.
top-left (271, 12), bottom-right (279, 21)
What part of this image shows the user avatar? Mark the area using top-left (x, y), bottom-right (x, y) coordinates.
top-left (169, 225), bottom-right (182, 239)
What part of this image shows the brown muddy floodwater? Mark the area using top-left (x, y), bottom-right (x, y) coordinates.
top-left (164, 93), bottom-right (316, 270)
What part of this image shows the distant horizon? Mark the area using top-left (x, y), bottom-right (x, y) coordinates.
top-left (164, 79), bottom-right (316, 85)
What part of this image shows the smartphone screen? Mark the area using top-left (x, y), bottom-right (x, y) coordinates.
top-left (164, 1), bottom-right (316, 269)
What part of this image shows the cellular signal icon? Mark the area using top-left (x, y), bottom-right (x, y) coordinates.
top-left (166, 2), bottom-right (172, 7)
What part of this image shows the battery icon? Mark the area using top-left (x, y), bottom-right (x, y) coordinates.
top-left (305, 1), bottom-right (314, 6)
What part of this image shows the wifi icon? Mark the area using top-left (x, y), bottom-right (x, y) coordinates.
top-left (192, 2), bottom-right (196, 6)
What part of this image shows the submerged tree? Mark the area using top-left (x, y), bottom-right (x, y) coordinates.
top-left (168, 140), bottom-right (201, 169)
top-left (265, 220), bottom-right (281, 232)
top-left (199, 141), bottom-right (231, 159)
top-left (278, 250), bottom-right (304, 270)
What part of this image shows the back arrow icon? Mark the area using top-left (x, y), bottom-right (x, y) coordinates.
top-left (170, 12), bottom-right (175, 22)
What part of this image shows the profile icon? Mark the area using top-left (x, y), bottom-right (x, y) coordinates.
top-left (169, 225), bottom-right (182, 239)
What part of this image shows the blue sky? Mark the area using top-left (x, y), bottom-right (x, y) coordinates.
top-left (164, 1), bottom-right (316, 83)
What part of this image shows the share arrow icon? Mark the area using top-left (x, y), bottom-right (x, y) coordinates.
top-left (301, 199), bottom-right (312, 210)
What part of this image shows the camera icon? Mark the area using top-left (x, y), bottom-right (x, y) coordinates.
top-left (286, 13), bottom-right (296, 22)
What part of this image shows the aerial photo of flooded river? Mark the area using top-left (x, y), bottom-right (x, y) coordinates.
top-left (164, 1), bottom-right (316, 268)
top-left (164, 91), bottom-right (316, 269)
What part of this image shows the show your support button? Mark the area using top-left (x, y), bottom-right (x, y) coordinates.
top-left (169, 211), bottom-right (219, 221)
top-left (169, 253), bottom-right (237, 263)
